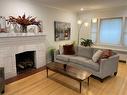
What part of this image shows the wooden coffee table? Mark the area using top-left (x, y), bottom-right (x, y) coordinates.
top-left (46, 62), bottom-right (92, 93)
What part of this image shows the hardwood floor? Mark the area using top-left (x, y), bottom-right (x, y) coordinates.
top-left (3, 62), bottom-right (127, 95)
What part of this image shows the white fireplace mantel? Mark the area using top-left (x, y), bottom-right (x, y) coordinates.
top-left (0, 33), bottom-right (44, 38)
top-left (0, 34), bottom-right (46, 79)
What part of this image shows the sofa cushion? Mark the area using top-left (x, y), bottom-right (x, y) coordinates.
top-left (56, 55), bottom-right (69, 62)
top-left (93, 48), bottom-right (99, 54)
top-left (78, 46), bottom-right (93, 59)
top-left (69, 56), bottom-right (99, 71)
top-left (56, 55), bottom-right (76, 62)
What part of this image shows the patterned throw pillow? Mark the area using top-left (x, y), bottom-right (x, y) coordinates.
top-left (97, 49), bottom-right (113, 64)
top-left (101, 49), bottom-right (112, 58)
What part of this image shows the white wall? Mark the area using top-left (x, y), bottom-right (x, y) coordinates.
top-left (0, 0), bottom-right (78, 61)
top-left (0, 0), bottom-right (78, 47)
top-left (78, 6), bottom-right (127, 62)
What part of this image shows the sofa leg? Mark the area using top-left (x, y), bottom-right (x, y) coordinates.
top-left (100, 78), bottom-right (104, 83)
top-left (1, 89), bottom-right (5, 94)
top-left (64, 64), bottom-right (67, 71)
top-left (114, 72), bottom-right (117, 76)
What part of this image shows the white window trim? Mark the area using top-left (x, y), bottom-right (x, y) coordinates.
top-left (90, 18), bottom-right (98, 43)
top-left (123, 17), bottom-right (127, 47)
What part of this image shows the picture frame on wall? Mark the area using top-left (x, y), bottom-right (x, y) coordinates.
top-left (54, 21), bottom-right (71, 41)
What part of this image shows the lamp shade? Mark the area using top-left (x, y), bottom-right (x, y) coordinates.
top-left (77, 20), bottom-right (82, 25)
top-left (92, 18), bottom-right (97, 23)
top-left (84, 22), bottom-right (88, 27)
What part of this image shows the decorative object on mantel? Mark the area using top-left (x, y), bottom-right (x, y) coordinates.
top-left (54, 21), bottom-right (71, 41)
top-left (80, 38), bottom-right (93, 47)
top-left (7, 14), bottom-right (42, 33)
top-left (27, 25), bottom-right (39, 33)
top-left (0, 16), bottom-right (6, 33)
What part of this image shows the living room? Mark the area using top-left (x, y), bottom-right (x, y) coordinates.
top-left (0, 0), bottom-right (127, 95)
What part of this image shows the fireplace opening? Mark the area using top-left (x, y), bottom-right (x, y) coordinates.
top-left (16, 51), bottom-right (36, 74)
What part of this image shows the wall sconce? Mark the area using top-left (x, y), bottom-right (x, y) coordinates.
top-left (92, 18), bottom-right (97, 23)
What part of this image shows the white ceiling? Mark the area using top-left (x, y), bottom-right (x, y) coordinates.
top-left (32, 0), bottom-right (127, 12)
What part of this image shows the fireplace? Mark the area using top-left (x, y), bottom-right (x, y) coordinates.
top-left (0, 35), bottom-right (46, 79)
top-left (16, 51), bottom-right (36, 74)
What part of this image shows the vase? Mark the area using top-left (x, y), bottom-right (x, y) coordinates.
top-left (20, 25), bottom-right (27, 33)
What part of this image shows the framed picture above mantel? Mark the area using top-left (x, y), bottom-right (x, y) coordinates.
top-left (54, 21), bottom-right (71, 41)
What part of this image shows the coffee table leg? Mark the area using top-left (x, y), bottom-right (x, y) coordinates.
top-left (46, 67), bottom-right (48, 78)
top-left (64, 64), bottom-right (67, 71)
top-left (88, 77), bottom-right (89, 86)
top-left (80, 81), bottom-right (82, 93)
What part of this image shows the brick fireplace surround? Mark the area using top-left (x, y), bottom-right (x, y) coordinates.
top-left (0, 34), bottom-right (46, 79)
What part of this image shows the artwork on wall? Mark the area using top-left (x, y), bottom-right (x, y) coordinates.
top-left (54, 21), bottom-right (71, 41)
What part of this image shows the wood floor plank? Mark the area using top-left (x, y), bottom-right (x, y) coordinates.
top-left (3, 63), bottom-right (127, 95)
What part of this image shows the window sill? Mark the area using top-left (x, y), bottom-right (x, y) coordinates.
top-left (93, 45), bottom-right (127, 53)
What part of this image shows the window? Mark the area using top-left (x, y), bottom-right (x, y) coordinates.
top-left (99, 18), bottom-right (122, 45)
top-left (124, 18), bottom-right (127, 46)
top-left (91, 20), bottom-right (98, 43)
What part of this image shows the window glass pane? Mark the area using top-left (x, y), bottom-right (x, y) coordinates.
top-left (100, 18), bottom-right (122, 45)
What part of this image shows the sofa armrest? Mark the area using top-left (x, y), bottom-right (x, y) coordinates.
top-left (99, 54), bottom-right (119, 76)
top-left (54, 50), bottom-right (60, 61)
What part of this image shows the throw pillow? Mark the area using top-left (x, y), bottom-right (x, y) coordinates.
top-left (101, 49), bottom-right (112, 58)
top-left (59, 45), bottom-right (63, 55)
top-left (63, 44), bottom-right (75, 55)
top-left (92, 50), bottom-right (103, 63)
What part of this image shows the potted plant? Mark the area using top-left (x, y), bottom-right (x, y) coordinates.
top-left (48, 48), bottom-right (56, 62)
top-left (80, 38), bottom-right (93, 47)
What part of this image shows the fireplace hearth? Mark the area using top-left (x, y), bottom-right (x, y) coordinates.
top-left (16, 51), bottom-right (36, 74)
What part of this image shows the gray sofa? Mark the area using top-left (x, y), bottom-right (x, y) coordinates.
top-left (0, 67), bottom-right (5, 94)
top-left (54, 46), bottom-right (119, 82)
